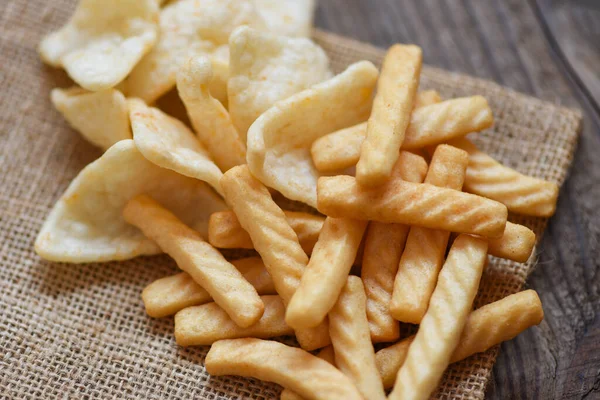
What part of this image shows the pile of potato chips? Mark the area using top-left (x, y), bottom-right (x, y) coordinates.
top-left (36, 1), bottom-right (556, 399)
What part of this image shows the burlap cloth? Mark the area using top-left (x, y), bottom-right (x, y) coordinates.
top-left (0, 1), bottom-right (582, 399)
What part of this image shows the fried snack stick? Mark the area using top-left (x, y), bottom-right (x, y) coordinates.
top-left (317, 176), bottom-right (507, 238)
top-left (175, 295), bottom-right (291, 346)
top-left (280, 346), bottom-right (335, 400)
top-left (177, 55), bottom-right (246, 171)
top-left (488, 221), bottom-right (536, 262)
top-left (388, 235), bottom-right (488, 400)
top-left (362, 152), bottom-right (428, 343)
top-left (413, 90), bottom-right (442, 108)
top-left (329, 276), bottom-right (386, 400)
top-left (220, 165), bottom-right (330, 350)
top-left (449, 137), bottom-right (559, 217)
top-left (123, 195), bottom-right (264, 328)
top-left (208, 210), bottom-right (324, 255)
top-left (390, 145), bottom-right (469, 323)
top-left (356, 44), bottom-right (422, 186)
top-left (206, 339), bottom-right (363, 400)
top-left (377, 289), bottom-right (544, 389)
top-left (142, 257), bottom-right (275, 318)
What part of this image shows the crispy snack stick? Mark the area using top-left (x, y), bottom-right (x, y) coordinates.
top-left (413, 90), bottom-right (442, 108)
top-left (123, 195), bottom-right (264, 328)
top-left (285, 217), bottom-right (367, 330)
top-left (449, 137), bottom-right (559, 217)
top-left (317, 176), bottom-right (508, 238)
top-left (362, 152), bottom-right (428, 343)
top-left (356, 44), bottom-right (422, 186)
top-left (390, 145), bottom-right (470, 323)
top-left (220, 165), bottom-right (330, 350)
top-left (389, 235), bottom-right (488, 400)
top-left (142, 257), bottom-right (275, 318)
top-left (488, 221), bottom-right (536, 262)
top-left (280, 346), bottom-right (335, 400)
top-left (208, 210), bottom-right (325, 255)
top-left (377, 290), bottom-right (544, 389)
top-left (329, 276), bottom-right (386, 400)
top-left (175, 295), bottom-right (291, 346)
top-left (205, 339), bottom-right (363, 400)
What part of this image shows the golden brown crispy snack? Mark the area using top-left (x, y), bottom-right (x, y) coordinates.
top-left (317, 176), bottom-right (508, 238)
top-left (220, 165), bottom-right (330, 350)
top-left (123, 195), bottom-right (264, 328)
top-left (362, 152), bottom-right (428, 343)
top-left (142, 257), bottom-right (275, 318)
top-left (329, 276), bottom-right (386, 400)
top-left (280, 346), bottom-right (335, 400)
top-left (356, 44), bottom-right (422, 186)
top-left (413, 90), bottom-right (442, 108)
top-left (487, 221), bottom-right (536, 262)
top-left (450, 137), bottom-right (559, 217)
top-left (285, 218), bottom-right (368, 330)
top-left (388, 235), bottom-right (488, 400)
top-left (390, 145), bottom-right (470, 324)
top-left (174, 295), bottom-right (291, 346)
top-left (205, 339), bottom-right (363, 400)
top-left (377, 289), bottom-right (544, 389)
top-left (208, 210), bottom-right (324, 255)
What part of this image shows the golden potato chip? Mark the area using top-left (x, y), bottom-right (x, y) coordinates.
top-left (51, 87), bottom-right (131, 151)
top-left (252, 0), bottom-right (316, 37)
top-left (228, 27), bottom-right (332, 140)
top-left (127, 0), bottom-right (265, 103)
top-left (39, 0), bottom-right (159, 91)
top-left (129, 99), bottom-right (224, 195)
top-left (34, 140), bottom-right (226, 263)
top-left (247, 61), bottom-right (378, 207)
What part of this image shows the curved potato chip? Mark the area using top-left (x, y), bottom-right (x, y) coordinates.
top-left (228, 27), bottom-right (332, 140)
top-left (51, 87), bottom-right (131, 151)
top-left (127, 0), bottom-right (265, 104)
top-left (39, 0), bottom-right (159, 91)
top-left (129, 98), bottom-right (224, 196)
top-left (34, 140), bottom-right (226, 263)
top-left (252, 0), bottom-right (316, 37)
top-left (247, 61), bottom-right (378, 207)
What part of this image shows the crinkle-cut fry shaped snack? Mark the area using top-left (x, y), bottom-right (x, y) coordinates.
top-left (285, 217), bottom-right (367, 330)
top-left (377, 290), bottom-right (544, 389)
top-left (228, 26), bottom-right (332, 141)
top-left (177, 55), bottom-right (246, 172)
top-left (51, 87), bottom-right (131, 151)
top-left (390, 145), bottom-right (470, 324)
top-left (389, 235), bottom-right (488, 400)
top-left (142, 257), bottom-right (275, 318)
top-left (128, 98), bottom-right (224, 196)
top-left (39, 0), bottom-right (159, 91)
top-left (362, 152), bottom-right (428, 343)
top-left (252, 0), bottom-right (316, 38)
top-left (208, 210), bottom-right (325, 255)
top-left (206, 339), bottom-right (363, 400)
top-left (317, 175), bottom-right (508, 238)
top-left (174, 295), bottom-right (291, 346)
top-left (220, 165), bottom-right (330, 350)
top-left (123, 195), bottom-right (264, 328)
top-left (247, 61), bottom-right (378, 207)
top-left (413, 90), bottom-right (443, 108)
top-left (487, 221), bottom-right (536, 262)
top-left (449, 137), bottom-right (559, 217)
top-left (280, 346), bottom-right (335, 400)
top-left (356, 44), bottom-right (422, 187)
top-left (329, 276), bottom-right (386, 400)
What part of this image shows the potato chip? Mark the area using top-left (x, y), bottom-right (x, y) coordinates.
top-left (128, 98), bottom-right (224, 195)
top-left (252, 0), bottom-right (316, 37)
top-left (34, 140), bottom-right (226, 263)
top-left (247, 61), bottom-right (378, 207)
top-left (39, 0), bottom-right (159, 91)
top-left (127, 0), bottom-right (265, 104)
top-left (51, 87), bottom-right (131, 151)
top-left (228, 26), bottom-right (332, 140)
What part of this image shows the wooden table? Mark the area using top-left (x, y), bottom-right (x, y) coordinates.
top-left (314, 1), bottom-right (600, 398)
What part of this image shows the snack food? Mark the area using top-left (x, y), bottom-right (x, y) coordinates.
top-left (388, 235), bottom-right (488, 400)
top-left (252, 0), bottom-right (316, 37)
top-left (205, 339), bottom-right (363, 400)
top-left (280, 346), bottom-right (335, 400)
top-left (488, 221), bottom-right (536, 262)
top-left (123, 195), bottom-right (264, 328)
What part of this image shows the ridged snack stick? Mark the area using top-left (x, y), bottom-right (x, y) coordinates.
top-left (487, 221), bottom-right (536, 262)
top-left (280, 346), bottom-right (335, 400)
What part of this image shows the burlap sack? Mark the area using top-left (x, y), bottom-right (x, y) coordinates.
top-left (0, 1), bottom-right (581, 399)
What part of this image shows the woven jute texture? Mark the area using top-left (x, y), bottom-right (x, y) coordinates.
top-left (0, 1), bottom-right (582, 399)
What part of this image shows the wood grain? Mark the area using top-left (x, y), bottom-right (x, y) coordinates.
top-left (315, 1), bottom-right (600, 399)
